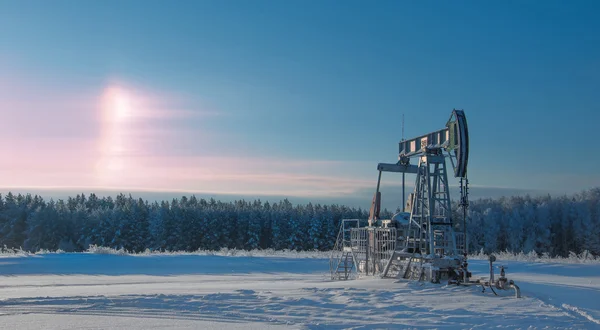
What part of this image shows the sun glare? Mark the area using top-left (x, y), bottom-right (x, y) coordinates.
top-left (103, 86), bottom-right (134, 123)
top-left (96, 85), bottom-right (137, 184)
top-left (114, 93), bottom-right (131, 119)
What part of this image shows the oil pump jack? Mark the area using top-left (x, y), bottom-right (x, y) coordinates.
top-left (330, 109), bottom-right (521, 298)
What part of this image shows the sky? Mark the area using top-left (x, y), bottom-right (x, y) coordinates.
top-left (0, 0), bottom-right (599, 209)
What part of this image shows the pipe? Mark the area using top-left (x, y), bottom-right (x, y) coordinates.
top-left (402, 172), bottom-right (405, 212)
top-left (510, 283), bottom-right (521, 298)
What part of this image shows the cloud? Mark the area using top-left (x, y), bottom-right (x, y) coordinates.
top-left (0, 154), bottom-right (376, 199)
top-left (0, 70), bottom-right (376, 198)
top-left (92, 154), bottom-right (375, 198)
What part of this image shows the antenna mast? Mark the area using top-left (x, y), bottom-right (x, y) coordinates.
top-left (402, 113), bottom-right (405, 140)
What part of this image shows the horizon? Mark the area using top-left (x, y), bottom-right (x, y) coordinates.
top-left (0, 185), bottom-right (577, 211)
top-left (1, 1), bottom-right (599, 211)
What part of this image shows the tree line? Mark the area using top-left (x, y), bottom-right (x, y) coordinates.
top-left (0, 192), bottom-right (371, 253)
top-left (0, 188), bottom-right (598, 257)
top-left (463, 188), bottom-right (600, 257)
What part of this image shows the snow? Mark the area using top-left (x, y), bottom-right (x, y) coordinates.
top-left (0, 252), bottom-right (599, 329)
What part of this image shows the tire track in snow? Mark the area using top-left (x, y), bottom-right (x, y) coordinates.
top-left (514, 281), bottom-right (600, 328)
top-left (562, 304), bottom-right (600, 325)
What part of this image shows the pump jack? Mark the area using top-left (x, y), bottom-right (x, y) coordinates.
top-left (329, 109), bottom-right (521, 298)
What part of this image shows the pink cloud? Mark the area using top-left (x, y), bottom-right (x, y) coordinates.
top-left (93, 154), bottom-right (375, 197)
top-left (0, 71), bottom-right (375, 198)
top-left (0, 137), bottom-right (98, 188)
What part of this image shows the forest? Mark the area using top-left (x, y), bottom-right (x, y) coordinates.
top-left (0, 188), bottom-right (598, 257)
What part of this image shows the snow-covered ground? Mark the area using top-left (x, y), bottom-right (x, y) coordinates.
top-left (0, 252), bottom-right (599, 329)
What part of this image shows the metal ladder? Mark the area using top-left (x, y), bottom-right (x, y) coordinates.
top-left (330, 219), bottom-right (360, 280)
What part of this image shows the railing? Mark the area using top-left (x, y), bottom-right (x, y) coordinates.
top-left (350, 227), bottom-right (396, 276)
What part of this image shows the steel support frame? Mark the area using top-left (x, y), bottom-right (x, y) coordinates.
top-left (405, 153), bottom-right (457, 258)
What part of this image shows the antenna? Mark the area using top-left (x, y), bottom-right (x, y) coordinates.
top-left (402, 113), bottom-right (405, 142)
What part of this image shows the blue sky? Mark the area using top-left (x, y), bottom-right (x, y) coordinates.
top-left (0, 0), bottom-right (599, 208)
